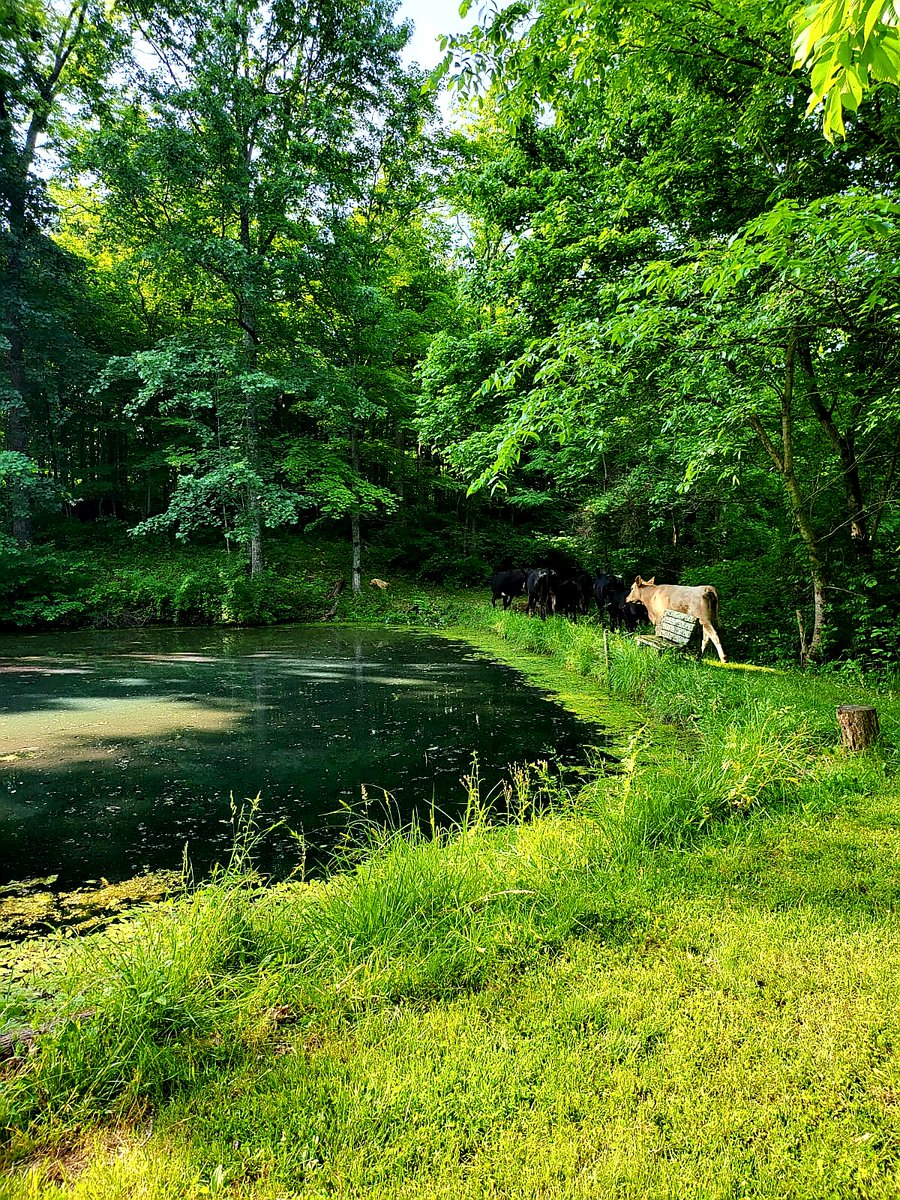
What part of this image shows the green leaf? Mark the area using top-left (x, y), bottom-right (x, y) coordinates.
top-left (824, 85), bottom-right (847, 138)
top-left (843, 62), bottom-right (865, 106)
top-left (863, 0), bottom-right (886, 43)
top-left (810, 49), bottom-right (841, 96)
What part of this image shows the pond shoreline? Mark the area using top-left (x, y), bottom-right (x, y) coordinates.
top-left (2, 599), bottom-right (889, 949)
top-left (3, 606), bottom-right (900, 1196)
top-left (0, 619), bottom-right (607, 936)
top-left (0, 608), bottom-right (656, 958)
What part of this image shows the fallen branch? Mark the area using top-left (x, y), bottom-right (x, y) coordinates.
top-left (0, 1009), bottom-right (94, 1060)
top-left (324, 578), bottom-right (346, 620)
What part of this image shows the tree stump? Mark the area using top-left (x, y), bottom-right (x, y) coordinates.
top-left (837, 704), bottom-right (880, 751)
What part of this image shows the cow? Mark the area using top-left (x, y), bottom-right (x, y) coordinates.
top-left (625, 576), bottom-right (727, 662)
top-left (621, 600), bottom-right (648, 633)
top-left (594, 573), bottom-right (628, 631)
top-left (491, 569), bottom-right (527, 610)
top-left (552, 577), bottom-right (582, 622)
top-left (526, 568), bottom-right (555, 620)
top-left (573, 570), bottom-right (594, 616)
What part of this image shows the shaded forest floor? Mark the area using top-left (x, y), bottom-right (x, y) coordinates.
top-left (0, 530), bottom-right (473, 632)
top-left (2, 565), bottom-right (900, 1197)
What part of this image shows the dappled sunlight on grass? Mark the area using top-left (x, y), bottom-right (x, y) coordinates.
top-left (704, 659), bottom-right (780, 673)
top-left (6, 793), bottom-right (900, 1197)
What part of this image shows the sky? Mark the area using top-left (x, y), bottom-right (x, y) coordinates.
top-left (397, 0), bottom-right (471, 71)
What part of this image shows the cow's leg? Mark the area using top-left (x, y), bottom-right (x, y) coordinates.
top-left (701, 622), bottom-right (727, 662)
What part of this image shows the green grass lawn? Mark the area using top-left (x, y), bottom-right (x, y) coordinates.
top-left (2, 606), bottom-right (900, 1198)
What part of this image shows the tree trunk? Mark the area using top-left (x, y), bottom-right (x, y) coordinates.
top-left (3, 210), bottom-right (33, 543)
top-left (5, 356), bottom-right (33, 543)
top-left (749, 333), bottom-right (827, 665)
top-left (249, 521), bottom-right (263, 577)
top-left (324, 578), bottom-right (346, 620)
top-left (784, 470), bottom-right (827, 667)
top-left (393, 417), bottom-right (404, 501)
top-left (241, 296), bottom-right (264, 577)
top-left (351, 426), bottom-right (362, 593)
top-left (351, 512), bottom-right (361, 594)
top-left (798, 339), bottom-right (871, 560)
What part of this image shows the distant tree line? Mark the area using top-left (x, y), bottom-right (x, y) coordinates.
top-left (1, 0), bottom-right (462, 591)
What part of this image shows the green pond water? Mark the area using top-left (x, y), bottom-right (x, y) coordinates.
top-left (0, 626), bottom-right (604, 888)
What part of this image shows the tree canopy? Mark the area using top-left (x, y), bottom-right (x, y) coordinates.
top-left (3, 0), bottom-right (900, 661)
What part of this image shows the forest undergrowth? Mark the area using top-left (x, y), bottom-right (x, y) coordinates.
top-left (2, 606), bottom-right (899, 1197)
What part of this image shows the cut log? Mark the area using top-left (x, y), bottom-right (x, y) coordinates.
top-left (837, 704), bottom-right (880, 751)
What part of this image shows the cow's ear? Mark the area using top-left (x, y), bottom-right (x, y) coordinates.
top-left (647, 576), bottom-right (655, 585)
top-left (634, 575), bottom-right (643, 586)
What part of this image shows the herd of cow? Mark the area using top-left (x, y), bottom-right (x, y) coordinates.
top-left (491, 567), bottom-right (643, 628)
top-left (490, 567), bottom-right (727, 662)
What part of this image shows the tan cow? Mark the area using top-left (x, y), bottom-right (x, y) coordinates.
top-left (626, 576), bottom-right (727, 662)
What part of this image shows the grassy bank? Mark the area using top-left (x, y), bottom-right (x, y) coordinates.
top-left (450, 603), bottom-right (898, 850)
top-left (2, 611), bottom-right (900, 1197)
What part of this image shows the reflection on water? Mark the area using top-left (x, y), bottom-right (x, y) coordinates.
top-left (0, 626), bottom-right (598, 887)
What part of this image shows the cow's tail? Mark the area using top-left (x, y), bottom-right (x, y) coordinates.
top-left (703, 587), bottom-right (720, 627)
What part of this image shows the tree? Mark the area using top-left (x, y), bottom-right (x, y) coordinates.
top-left (792, 0), bottom-right (900, 140)
top-left (602, 193), bottom-right (900, 662)
top-left (418, 0), bottom-right (900, 660)
top-left (87, 0), bottom-right (428, 574)
top-left (0, 0), bottom-right (121, 539)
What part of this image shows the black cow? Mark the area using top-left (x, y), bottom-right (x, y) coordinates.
top-left (621, 600), bottom-right (649, 633)
top-left (594, 573), bottom-right (628, 630)
top-left (553, 577), bottom-right (582, 622)
top-left (573, 570), bottom-right (594, 616)
top-left (526, 567), bottom-right (555, 620)
top-left (491, 569), bottom-right (527, 609)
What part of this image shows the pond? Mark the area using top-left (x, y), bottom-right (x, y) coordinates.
top-left (0, 626), bottom-right (602, 888)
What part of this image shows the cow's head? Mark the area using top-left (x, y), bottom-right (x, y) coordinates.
top-left (626, 575), bottom-right (655, 603)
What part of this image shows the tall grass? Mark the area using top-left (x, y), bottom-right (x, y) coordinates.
top-left (481, 605), bottom-right (896, 851)
top-left (1, 787), bottom-right (638, 1145)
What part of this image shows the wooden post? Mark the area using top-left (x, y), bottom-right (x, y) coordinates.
top-left (837, 705), bottom-right (880, 751)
